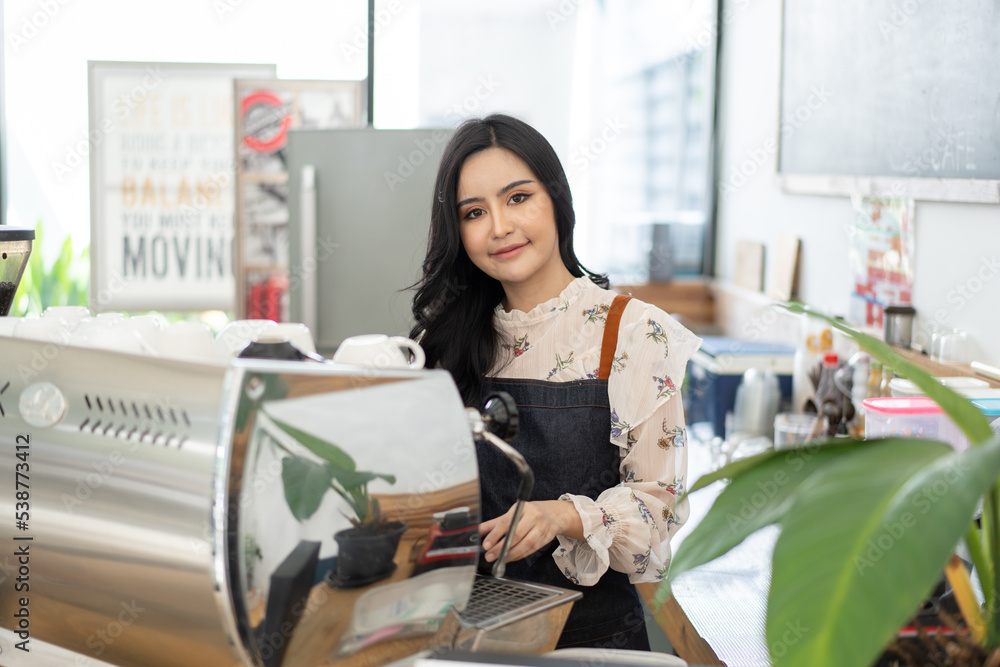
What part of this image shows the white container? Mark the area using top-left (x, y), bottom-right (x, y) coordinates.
top-left (888, 376), bottom-right (990, 398)
top-left (954, 388), bottom-right (1000, 400)
top-left (971, 399), bottom-right (1000, 438)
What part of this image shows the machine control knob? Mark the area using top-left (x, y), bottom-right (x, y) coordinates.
top-left (481, 391), bottom-right (518, 443)
top-left (19, 381), bottom-right (67, 428)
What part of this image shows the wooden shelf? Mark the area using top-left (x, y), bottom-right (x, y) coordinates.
top-left (892, 347), bottom-right (1000, 388)
top-left (241, 172), bottom-right (290, 185)
top-left (243, 264), bottom-right (288, 273)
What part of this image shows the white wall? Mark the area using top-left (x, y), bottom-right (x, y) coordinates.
top-left (715, 0), bottom-right (1000, 364)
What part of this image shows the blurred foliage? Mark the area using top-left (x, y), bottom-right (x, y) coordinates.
top-left (12, 221), bottom-right (89, 316)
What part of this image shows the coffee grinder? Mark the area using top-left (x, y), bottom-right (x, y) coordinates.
top-left (0, 226), bottom-right (34, 316)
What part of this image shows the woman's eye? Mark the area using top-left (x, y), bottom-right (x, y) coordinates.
top-left (463, 207), bottom-right (485, 220)
top-left (509, 192), bottom-right (531, 205)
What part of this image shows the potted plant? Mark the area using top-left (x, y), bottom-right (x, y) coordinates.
top-left (263, 411), bottom-right (407, 586)
top-left (658, 303), bottom-right (1000, 666)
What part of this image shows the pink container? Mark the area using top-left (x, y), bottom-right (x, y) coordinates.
top-left (863, 397), bottom-right (969, 452)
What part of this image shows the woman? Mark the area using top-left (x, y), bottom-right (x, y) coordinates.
top-left (411, 114), bottom-right (701, 650)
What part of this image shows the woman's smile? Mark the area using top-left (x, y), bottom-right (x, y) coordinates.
top-left (490, 241), bottom-right (529, 259)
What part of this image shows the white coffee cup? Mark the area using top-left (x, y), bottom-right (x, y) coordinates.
top-left (215, 319), bottom-right (277, 358)
top-left (42, 306), bottom-right (90, 327)
top-left (87, 320), bottom-right (149, 356)
top-left (69, 316), bottom-right (114, 349)
top-left (0, 317), bottom-right (22, 337)
top-left (332, 334), bottom-right (425, 370)
top-left (155, 321), bottom-right (219, 361)
top-left (13, 315), bottom-right (71, 344)
top-left (267, 322), bottom-right (317, 356)
top-left (128, 315), bottom-right (166, 352)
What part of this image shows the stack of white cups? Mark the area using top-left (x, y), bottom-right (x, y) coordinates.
top-left (1, 307), bottom-right (318, 364)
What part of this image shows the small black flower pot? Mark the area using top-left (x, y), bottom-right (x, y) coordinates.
top-left (332, 521), bottom-right (408, 586)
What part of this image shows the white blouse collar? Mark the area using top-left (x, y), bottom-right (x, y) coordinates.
top-left (493, 276), bottom-right (596, 325)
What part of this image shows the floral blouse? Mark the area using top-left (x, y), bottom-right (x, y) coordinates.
top-left (491, 277), bottom-right (702, 585)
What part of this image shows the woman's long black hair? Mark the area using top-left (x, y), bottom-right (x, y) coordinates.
top-left (410, 113), bottom-right (607, 406)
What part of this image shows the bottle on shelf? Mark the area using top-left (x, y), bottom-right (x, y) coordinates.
top-left (880, 366), bottom-right (895, 398)
top-left (814, 352), bottom-right (843, 437)
top-left (868, 362), bottom-right (883, 402)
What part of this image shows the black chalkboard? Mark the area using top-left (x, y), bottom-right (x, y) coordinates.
top-left (779, 0), bottom-right (1000, 183)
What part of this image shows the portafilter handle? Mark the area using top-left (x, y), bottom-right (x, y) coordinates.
top-left (467, 391), bottom-right (533, 579)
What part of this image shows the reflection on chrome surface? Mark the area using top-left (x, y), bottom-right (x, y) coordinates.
top-left (0, 339), bottom-right (479, 666)
top-left (223, 364), bottom-right (480, 665)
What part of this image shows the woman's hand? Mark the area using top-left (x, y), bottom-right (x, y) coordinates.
top-left (479, 500), bottom-right (584, 564)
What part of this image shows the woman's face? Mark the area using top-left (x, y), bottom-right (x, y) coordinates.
top-left (456, 147), bottom-right (566, 297)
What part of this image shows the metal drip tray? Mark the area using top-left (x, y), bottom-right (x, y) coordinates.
top-left (457, 574), bottom-right (581, 631)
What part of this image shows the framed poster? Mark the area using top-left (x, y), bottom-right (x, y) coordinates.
top-left (234, 79), bottom-right (366, 321)
top-left (88, 61), bottom-right (276, 313)
top-left (848, 196), bottom-right (915, 328)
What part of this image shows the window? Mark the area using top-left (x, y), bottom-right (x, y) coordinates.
top-left (2, 0), bottom-right (718, 300)
top-left (580, 1), bottom-right (718, 284)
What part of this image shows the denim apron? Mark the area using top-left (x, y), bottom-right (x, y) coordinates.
top-left (476, 295), bottom-right (650, 650)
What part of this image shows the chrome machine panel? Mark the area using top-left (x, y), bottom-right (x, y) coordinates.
top-left (0, 339), bottom-right (480, 667)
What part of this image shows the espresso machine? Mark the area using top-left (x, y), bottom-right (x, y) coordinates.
top-left (0, 271), bottom-right (579, 667)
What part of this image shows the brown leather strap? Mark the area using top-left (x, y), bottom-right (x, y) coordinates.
top-left (598, 294), bottom-right (632, 380)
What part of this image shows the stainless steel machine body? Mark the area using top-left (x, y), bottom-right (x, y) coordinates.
top-left (0, 338), bottom-right (485, 666)
top-left (0, 338), bottom-right (237, 665)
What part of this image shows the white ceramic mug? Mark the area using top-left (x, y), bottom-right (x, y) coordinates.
top-left (215, 319), bottom-right (277, 358)
top-left (41, 305), bottom-right (91, 327)
top-left (13, 315), bottom-right (71, 344)
top-left (268, 322), bottom-right (317, 356)
top-left (87, 320), bottom-right (150, 356)
top-left (155, 321), bottom-right (219, 361)
top-left (332, 334), bottom-right (425, 370)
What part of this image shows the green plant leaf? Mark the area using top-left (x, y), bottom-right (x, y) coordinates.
top-left (281, 456), bottom-right (335, 522)
top-left (782, 303), bottom-right (993, 446)
top-left (53, 236), bottom-right (73, 305)
top-left (266, 414), bottom-right (356, 471)
top-left (766, 436), bottom-right (1000, 666)
top-left (662, 438), bottom-right (870, 608)
top-left (10, 222), bottom-right (89, 315)
top-left (686, 433), bottom-right (858, 494)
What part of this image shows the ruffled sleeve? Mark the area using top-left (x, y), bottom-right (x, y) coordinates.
top-left (608, 301), bottom-right (703, 440)
top-left (552, 301), bottom-right (701, 584)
